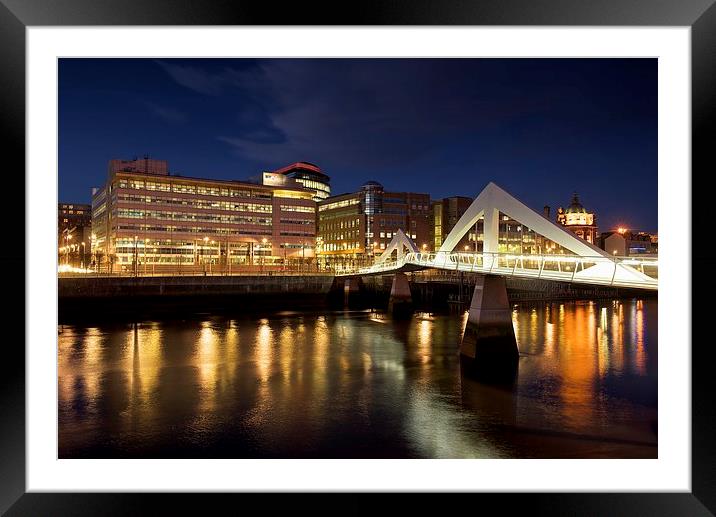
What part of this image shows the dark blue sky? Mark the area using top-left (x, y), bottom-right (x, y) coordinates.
top-left (59, 58), bottom-right (657, 232)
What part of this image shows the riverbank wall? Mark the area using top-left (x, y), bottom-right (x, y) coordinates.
top-left (58, 272), bottom-right (657, 321)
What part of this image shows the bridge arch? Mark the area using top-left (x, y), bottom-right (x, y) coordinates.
top-left (438, 182), bottom-right (609, 258)
top-left (375, 228), bottom-right (419, 264)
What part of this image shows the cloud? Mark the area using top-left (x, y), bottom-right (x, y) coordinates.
top-left (155, 60), bottom-right (226, 95)
top-left (157, 58), bottom-right (554, 169)
top-left (145, 101), bottom-right (186, 123)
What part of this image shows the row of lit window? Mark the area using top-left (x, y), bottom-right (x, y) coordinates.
top-left (323, 230), bottom-right (360, 241)
top-left (116, 209), bottom-right (273, 225)
top-left (318, 198), bottom-right (359, 212)
top-left (115, 224), bottom-right (272, 236)
top-left (115, 239), bottom-right (309, 251)
top-left (320, 218), bottom-right (360, 231)
top-left (116, 179), bottom-right (271, 199)
top-left (322, 242), bottom-right (361, 251)
top-left (279, 204), bottom-right (314, 213)
top-left (279, 231), bottom-right (314, 237)
top-left (295, 179), bottom-right (330, 192)
top-left (279, 219), bottom-right (314, 225)
top-left (117, 194), bottom-right (273, 213)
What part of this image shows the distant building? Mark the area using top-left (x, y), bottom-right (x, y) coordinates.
top-left (91, 158), bottom-right (316, 273)
top-left (316, 181), bottom-right (430, 269)
top-left (58, 203), bottom-right (92, 267)
top-left (556, 193), bottom-right (599, 245)
top-left (600, 228), bottom-right (657, 256)
top-left (109, 156), bottom-right (169, 175)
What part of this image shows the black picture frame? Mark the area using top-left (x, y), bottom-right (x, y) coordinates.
top-left (2, 0), bottom-right (713, 513)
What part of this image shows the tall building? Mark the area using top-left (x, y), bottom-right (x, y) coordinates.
top-left (91, 158), bottom-right (317, 273)
top-left (58, 203), bottom-right (92, 267)
top-left (556, 192), bottom-right (599, 245)
top-left (316, 181), bottom-right (430, 269)
top-left (271, 162), bottom-right (331, 201)
top-left (431, 196), bottom-right (473, 252)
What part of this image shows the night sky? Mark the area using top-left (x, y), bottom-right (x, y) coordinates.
top-left (59, 58), bottom-right (657, 232)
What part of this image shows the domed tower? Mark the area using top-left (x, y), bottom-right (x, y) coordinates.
top-left (556, 192), bottom-right (598, 244)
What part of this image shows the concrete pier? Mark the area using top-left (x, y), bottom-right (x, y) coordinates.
top-left (388, 272), bottom-right (413, 318)
top-left (341, 277), bottom-right (364, 307)
top-left (461, 275), bottom-right (519, 379)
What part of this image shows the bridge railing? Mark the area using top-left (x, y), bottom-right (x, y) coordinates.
top-left (338, 251), bottom-right (658, 289)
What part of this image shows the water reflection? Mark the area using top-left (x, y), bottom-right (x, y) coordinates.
top-left (59, 299), bottom-right (657, 459)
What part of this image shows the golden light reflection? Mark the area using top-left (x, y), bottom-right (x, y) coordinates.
top-left (544, 318), bottom-right (555, 358)
top-left (79, 328), bottom-right (103, 406)
top-left (597, 307), bottom-right (610, 378)
top-left (255, 319), bottom-right (273, 383)
top-left (611, 306), bottom-right (625, 368)
top-left (132, 323), bottom-right (163, 414)
top-left (417, 319), bottom-right (432, 349)
top-left (279, 325), bottom-right (294, 385)
top-left (634, 301), bottom-right (646, 376)
top-left (529, 307), bottom-right (538, 344)
top-left (559, 303), bottom-right (597, 428)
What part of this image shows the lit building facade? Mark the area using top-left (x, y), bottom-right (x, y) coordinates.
top-left (91, 158), bottom-right (317, 272)
top-left (431, 196), bottom-right (473, 252)
top-left (58, 203), bottom-right (92, 267)
top-left (316, 181), bottom-right (430, 269)
top-left (556, 193), bottom-right (599, 245)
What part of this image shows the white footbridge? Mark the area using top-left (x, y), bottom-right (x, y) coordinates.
top-left (337, 182), bottom-right (657, 291)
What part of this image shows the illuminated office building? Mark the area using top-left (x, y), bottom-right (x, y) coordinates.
top-left (317, 181), bottom-right (430, 269)
top-left (91, 158), bottom-right (316, 272)
top-left (58, 203), bottom-right (92, 267)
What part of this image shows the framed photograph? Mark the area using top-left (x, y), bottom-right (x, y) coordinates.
top-left (4, 0), bottom-right (712, 513)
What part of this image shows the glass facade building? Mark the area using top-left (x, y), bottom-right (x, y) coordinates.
top-left (316, 181), bottom-right (431, 270)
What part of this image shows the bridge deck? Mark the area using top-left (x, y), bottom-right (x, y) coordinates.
top-left (336, 252), bottom-right (658, 290)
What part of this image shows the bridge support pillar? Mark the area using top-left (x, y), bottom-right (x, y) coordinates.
top-left (344, 277), bottom-right (363, 306)
top-left (388, 272), bottom-right (413, 318)
top-left (461, 275), bottom-right (519, 380)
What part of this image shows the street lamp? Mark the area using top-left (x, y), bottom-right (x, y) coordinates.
top-left (62, 231), bottom-right (73, 265)
top-left (261, 237), bottom-right (268, 273)
top-left (133, 235), bottom-right (138, 276)
top-left (80, 242), bottom-right (86, 269)
top-left (144, 238), bottom-right (149, 275)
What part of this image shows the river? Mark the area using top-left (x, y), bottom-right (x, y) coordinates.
top-left (58, 298), bottom-right (657, 458)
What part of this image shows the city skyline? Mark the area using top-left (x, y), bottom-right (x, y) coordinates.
top-left (59, 58), bottom-right (657, 232)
